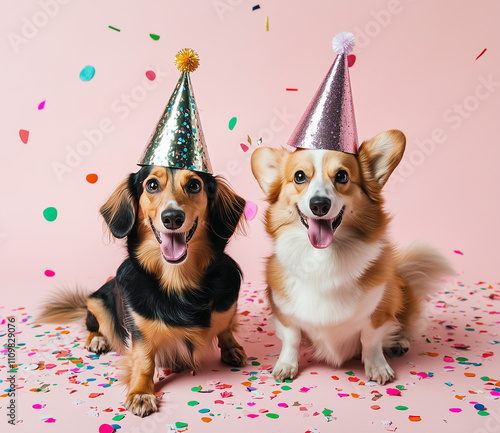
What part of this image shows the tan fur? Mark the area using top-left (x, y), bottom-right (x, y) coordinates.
top-left (252, 130), bottom-right (454, 384)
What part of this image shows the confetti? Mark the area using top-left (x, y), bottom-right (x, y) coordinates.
top-left (266, 413), bottom-right (279, 419)
top-left (19, 129), bottom-right (29, 144)
top-left (347, 54), bottom-right (356, 67)
top-left (454, 250), bottom-right (464, 255)
top-left (86, 173), bottom-right (98, 184)
top-left (108, 25), bottom-right (120, 32)
top-left (409, 415), bottom-right (422, 422)
top-left (240, 143), bottom-right (249, 152)
top-left (149, 34), bottom-right (160, 40)
top-left (252, 5), bottom-right (260, 11)
top-left (286, 88), bottom-right (298, 91)
top-left (146, 70), bottom-right (156, 81)
top-left (99, 424), bottom-right (114, 433)
top-left (38, 100), bottom-right (46, 110)
top-left (475, 49), bottom-right (487, 60)
top-left (449, 408), bottom-right (462, 413)
top-left (43, 207), bottom-right (58, 222)
top-left (44, 270), bottom-right (55, 277)
top-left (79, 65), bottom-right (96, 82)
top-left (228, 117), bottom-right (237, 130)
top-left (244, 201), bottom-right (258, 221)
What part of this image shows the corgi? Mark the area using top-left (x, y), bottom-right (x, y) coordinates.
top-left (251, 129), bottom-right (454, 384)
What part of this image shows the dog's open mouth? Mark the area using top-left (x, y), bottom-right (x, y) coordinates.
top-left (150, 218), bottom-right (198, 264)
top-left (297, 205), bottom-right (345, 249)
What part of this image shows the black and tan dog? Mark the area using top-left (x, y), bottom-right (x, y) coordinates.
top-left (39, 166), bottom-right (247, 416)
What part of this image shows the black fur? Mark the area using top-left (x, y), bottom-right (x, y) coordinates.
top-left (89, 166), bottom-right (244, 341)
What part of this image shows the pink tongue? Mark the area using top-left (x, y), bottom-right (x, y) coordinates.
top-left (308, 219), bottom-right (334, 249)
top-left (160, 232), bottom-right (187, 262)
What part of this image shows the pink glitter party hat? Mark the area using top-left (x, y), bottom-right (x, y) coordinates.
top-left (288, 32), bottom-right (358, 154)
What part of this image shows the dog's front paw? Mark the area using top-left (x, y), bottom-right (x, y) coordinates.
top-left (221, 343), bottom-right (247, 367)
top-left (364, 360), bottom-right (395, 385)
top-left (86, 334), bottom-right (110, 354)
top-left (125, 393), bottom-right (158, 417)
top-left (272, 361), bottom-right (298, 381)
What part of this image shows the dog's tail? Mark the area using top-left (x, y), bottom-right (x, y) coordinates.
top-left (397, 240), bottom-right (455, 301)
top-left (38, 287), bottom-right (89, 324)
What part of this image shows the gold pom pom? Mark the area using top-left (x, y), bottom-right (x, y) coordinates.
top-left (175, 48), bottom-right (200, 72)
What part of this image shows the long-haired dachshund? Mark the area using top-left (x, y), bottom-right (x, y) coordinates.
top-left (39, 166), bottom-right (247, 416)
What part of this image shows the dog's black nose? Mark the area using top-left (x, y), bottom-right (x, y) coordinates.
top-left (161, 209), bottom-right (185, 230)
top-left (309, 196), bottom-right (331, 217)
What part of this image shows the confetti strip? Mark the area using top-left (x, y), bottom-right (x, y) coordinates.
top-left (266, 16), bottom-right (269, 31)
top-left (108, 25), bottom-right (120, 32)
top-left (475, 48), bottom-right (487, 60)
top-left (286, 88), bottom-right (298, 91)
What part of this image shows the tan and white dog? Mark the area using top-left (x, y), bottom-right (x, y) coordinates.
top-left (251, 130), bottom-right (453, 384)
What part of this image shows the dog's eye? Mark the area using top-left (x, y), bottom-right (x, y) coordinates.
top-left (335, 170), bottom-right (349, 184)
top-left (187, 179), bottom-right (202, 194)
top-left (294, 170), bottom-right (307, 184)
top-left (146, 179), bottom-right (160, 193)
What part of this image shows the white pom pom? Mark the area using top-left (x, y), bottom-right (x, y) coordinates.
top-left (332, 31), bottom-right (355, 55)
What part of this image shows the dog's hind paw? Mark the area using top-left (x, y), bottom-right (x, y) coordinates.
top-left (125, 393), bottom-right (158, 417)
top-left (365, 361), bottom-right (395, 385)
top-left (86, 334), bottom-right (110, 354)
top-left (388, 336), bottom-right (410, 357)
top-left (221, 343), bottom-right (247, 367)
top-left (272, 361), bottom-right (298, 381)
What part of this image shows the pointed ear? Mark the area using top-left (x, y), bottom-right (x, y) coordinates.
top-left (100, 174), bottom-right (137, 239)
top-left (358, 129), bottom-right (406, 188)
top-left (251, 147), bottom-right (288, 196)
top-left (209, 176), bottom-right (246, 240)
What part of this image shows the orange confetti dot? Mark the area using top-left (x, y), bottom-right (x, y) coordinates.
top-left (241, 381), bottom-right (251, 386)
top-left (455, 395), bottom-right (465, 400)
top-left (427, 352), bottom-right (439, 357)
top-left (271, 390), bottom-right (282, 395)
top-left (86, 173), bottom-right (98, 184)
top-left (464, 373), bottom-right (476, 377)
top-left (409, 415), bottom-right (422, 422)
top-left (371, 405), bottom-right (380, 410)
top-left (201, 417), bottom-right (212, 423)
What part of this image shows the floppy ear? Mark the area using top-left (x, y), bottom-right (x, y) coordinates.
top-left (100, 174), bottom-right (137, 239)
top-left (251, 147), bottom-right (287, 196)
top-left (358, 129), bottom-right (406, 188)
top-left (209, 176), bottom-right (246, 240)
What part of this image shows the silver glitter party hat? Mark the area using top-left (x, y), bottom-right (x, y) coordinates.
top-left (138, 48), bottom-right (213, 173)
top-left (288, 32), bottom-right (358, 154)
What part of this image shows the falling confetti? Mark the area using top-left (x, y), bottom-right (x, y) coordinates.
top-left (244, 201), bottom-right (258, 221)
top-left (44, 270), bottom-right (55, 277)
top-left (454, 250), bottom-right (464, 255)
top-left (146, 70), bottom-right (156, 81)
top-left (252, 5), bottom-right (260, 11)
top-left (240, 143), bottom-right (249, 152)
top-left (108, 25), bottom-right (120, 32)
top-left (38, 100), bottom-right (46, 110)
top-left (43, 207), bottom-right (58, 222)
top-left (19, 129), bottom-right (29, 144)
top-left (79, 65), bottom-right (96, 82)
top-left (86, 173), bottom-right (98, 184)
top-left (228, 117), bottom-right (237, 130)
top-left (475, 49), bottom-right (487, 60)
top-left (150, 33), bottom-right (160, 40)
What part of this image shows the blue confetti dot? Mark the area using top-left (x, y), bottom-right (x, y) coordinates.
top-left (79, 65), bottom-right (95, 81)
top-left (199, 408), bottom-right (210, 413)
top-left (475, 403), bottom-right (485, 411)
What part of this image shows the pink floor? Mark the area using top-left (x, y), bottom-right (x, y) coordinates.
top-left (1, 277), bottom-right (499, 433)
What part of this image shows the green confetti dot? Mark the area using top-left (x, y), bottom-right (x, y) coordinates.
top-left (150, 33), bottom-right (160, 40)
top-left (266, 413), bottom-right (279, 419)
top-left (175, 422), bottom-right (188, 428)
top-left (281, 385), bottom-right (292, 391)
top-left (396, 385), bottom-right (406, 390)
top-left (478, 411), bottom-right (490, 416)
top-left (191, 386), bottom-right (202, 392)
top-left (395, 406), bottom-right (408, 411)
top-left (456, 357), bottom-right (468, 362)
top-left (284, 378), bottom-right (293, 383)
top-left (187, 401), bottom-right (199, 406)
top-left (251, 361), bottom-right (260, 366)
top-left (345, 371), bottom-right (354, 376)
top-left (322, 409), bottom-right (333, 416)
top-left (43, 207), bottom-right (57, 222)
top-left (112, 415), bottom-right (125, 421)
top-left (228, 117), bottom-right (237, 130)
top-left (480, 376), bottom-right (490, 381)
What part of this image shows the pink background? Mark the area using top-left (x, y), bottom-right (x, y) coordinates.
top-left (1, 0), bottom-right (499, 309)
top-left (1, 1), bottom-right (500, 432)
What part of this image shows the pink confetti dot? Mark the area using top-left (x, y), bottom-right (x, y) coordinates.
top-left (443, 356), bottom-right (454, 362)
top-left (454, 250), bottom-right (464, 255)
top-left (278, 403), bottom-right (288, 408)
top-left (32, 404), bottom-right (43, 409)
top-left (449, 408), bottom-right (462, 413)
top-left (38, 100), bottom-right (46, 110)
top-left (244, 201), bottom-right (258, 221)
top-left (146, 70), bottom-right (156, 81)
top-left (240, 143), bottom-right (249, 152)
top-left (347, 54), bottom-right (356, 67)
top-left (44, 418), bottom-right (56, 423)
top-left (44, 270), bottom-right (55, 277)
top-left (247, 414), bottom-right (259, 418)
top-left (99, 424), bottom-right (114, 433)
top-left (386, 388), bottom-right (401, 396)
